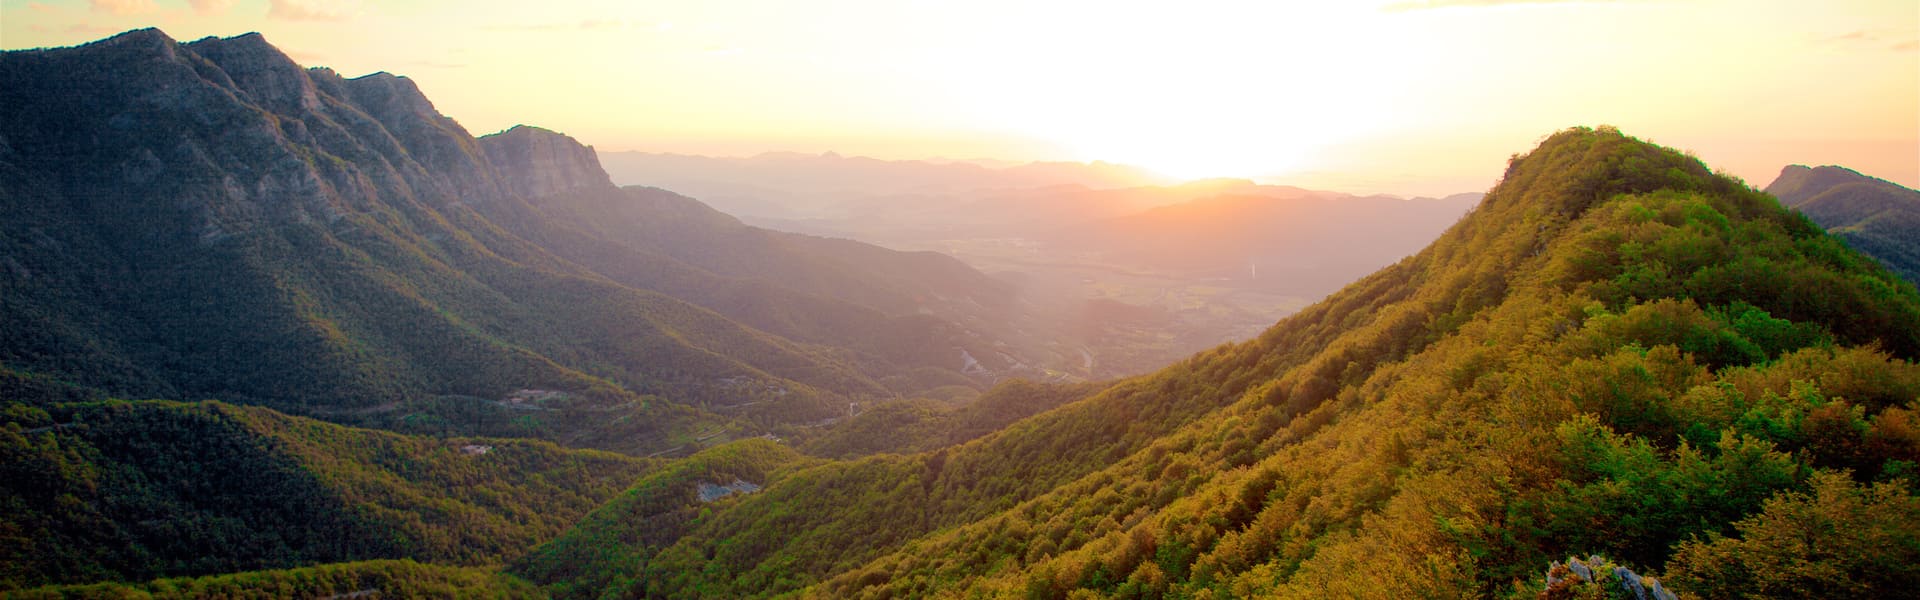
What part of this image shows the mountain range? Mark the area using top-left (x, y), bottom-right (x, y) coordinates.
top-left (5, 30), bottom-right (1920, 600)
top-left (596, 150), bottom-right (1172, 220)
top-left (0, 29), bottom-right (1098, 458)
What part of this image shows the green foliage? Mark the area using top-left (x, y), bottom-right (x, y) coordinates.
top-left (1666, 471), bottom-right (1920, 599)
top-left (1539, 417), bottom-right (1805, 568)
top-left (510, 439), bottom-right (805, 598)
top-left (9, 559), bottom-right (541, 599)
top-left (0, 399), bottom-right (652, 590)
top-left (797, 379), bottom-right (1102, 458)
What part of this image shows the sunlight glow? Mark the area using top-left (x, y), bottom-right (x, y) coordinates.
top-left (2, 0), bottom-right (1914, 194)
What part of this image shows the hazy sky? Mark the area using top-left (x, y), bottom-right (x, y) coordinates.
top-left (4, 0), bottom-right (1916, 196)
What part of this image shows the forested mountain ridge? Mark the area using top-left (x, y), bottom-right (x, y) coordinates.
top-left (0, 399), bottom-right (653, 590)
top-left (1765, 164), bottom-right (1920, 285)
top-left (0, 28), bottom-right (828, 448)
top-left (517, 127), bottom-right (1920, 598)
top-left (0, 29), bottom-right (1069, 453)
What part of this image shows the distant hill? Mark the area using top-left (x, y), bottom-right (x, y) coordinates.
top-left (596, 150), bottom-right (1171, 219)
top-left (1050, 187), bottom-right (1481, 296)
top-left (697, 172), bottom-right (1482, 378)
top-left (1765, 164), bottom-right (1920, 285)
top-left (472, 126), bottom-right (1076, 390)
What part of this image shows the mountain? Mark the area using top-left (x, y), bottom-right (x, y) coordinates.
top-left (731, 176), bottom-right (1482, 378)
top-left (0, 30), bottom-right (1076, 454)
top-left (1765, 164), bottom-right (1920, 285)
top-left (471, 130), bottom-right (1065, 385)
top-left (513, 127), bottom-right (1920, 598)
top-left (596, 151), bottom-right (1171, 220)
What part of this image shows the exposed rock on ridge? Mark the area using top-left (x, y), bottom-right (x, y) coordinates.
top-left (479, 125), bottom-right (614, 199)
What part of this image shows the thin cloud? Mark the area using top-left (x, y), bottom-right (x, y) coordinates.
top-left (67, 23), bottom-right (124, 34)
top-left (89, 0), bottom-right (157, 16)
top-left (1816, 29), bottom-right (1920, 52)
top-left (268, 0), bottom-right (360, 22)
top-left (27, 2), bottom-right (58, 13)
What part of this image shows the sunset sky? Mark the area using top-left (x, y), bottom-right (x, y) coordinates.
top-left (4, 0), bottom-right (1915, 196)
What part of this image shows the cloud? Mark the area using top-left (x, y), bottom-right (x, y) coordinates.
top-left (67, 23), bottom-right (125, 34)
top-left (1381, 0), bottom-right (1624, 12)
top-left (89, 0), bottom-right (157, 15)
top-left (268, 0), bottom-right (360, 22)
top-left (27, 2), bottom-right (58, 13)
top-left (187, 0), bottom-right (236, 16)
top-left (1817, 29), bottom-right (1920, 52)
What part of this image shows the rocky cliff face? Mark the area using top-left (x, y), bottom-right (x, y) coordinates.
top-left (479, 125), bottom-right (614, 199)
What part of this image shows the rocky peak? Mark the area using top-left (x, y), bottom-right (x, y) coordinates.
top-left (90, 27), bottom-right (179, 56)
top-left (342, 72), bottom-right (442, 125)
top-left (337, 71), bottom-right (505, 204)
top-left (478, 125), bottom-right (613, 199)
top-left (183, 33), bottom-right (322, 115)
